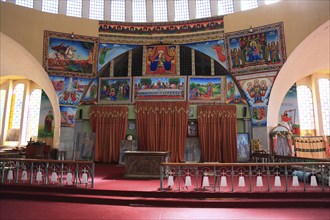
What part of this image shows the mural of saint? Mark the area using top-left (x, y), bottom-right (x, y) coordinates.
top-left (44, 110), bottom-right (54, 133)
top-left (146, 46), bottom-right (176, 75)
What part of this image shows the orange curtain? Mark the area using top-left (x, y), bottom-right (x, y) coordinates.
top-left (89, 105), bottom-right (128, 163)
top-left (135, 101), bottom-right (189, 162)
top-left (198, 105), bottom-right (237, 163)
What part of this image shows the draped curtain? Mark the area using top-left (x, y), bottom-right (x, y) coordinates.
top-left (89, 105), bottom-right (128, 163)
top-left (135, 101), bottom-right (189, 162)
top-left (198, 105), bottom-right (237, 163)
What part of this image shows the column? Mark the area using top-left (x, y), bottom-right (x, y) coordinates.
top-left (104, 0), bottom-right (111, 21)
top-left (167, 0), bottom-right (175, 22)
top-left (210, 0), bottom-right (218, 17)
top-left (126, 0), bottom-right (132, 22)
top-left (82, 0), bottom-right (90, 19)
top-left (146, 0), bottom-right (153, 22)
top-left (58, 0), bottom-right (67, 15)
top-left (188, 0), bottom-right (196, 20)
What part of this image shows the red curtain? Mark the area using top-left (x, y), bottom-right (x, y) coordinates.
top-left (89, 105), bottom-right (128, 163)
top-left (198, 105), bottom-right (237, 163)
top-left (135, 101), bottom-right (189, 162)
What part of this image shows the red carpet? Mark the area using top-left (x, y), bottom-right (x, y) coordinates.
top-left (1, 163), bottom-right (330, 219)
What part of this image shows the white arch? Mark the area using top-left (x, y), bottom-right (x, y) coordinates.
top-left (0, 32), bottom-right (61, 148)
top-left (268, 20), bottom-right (330, 128)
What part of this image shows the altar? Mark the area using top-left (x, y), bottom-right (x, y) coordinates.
top-left (124, 151), bottom-right (170, 179)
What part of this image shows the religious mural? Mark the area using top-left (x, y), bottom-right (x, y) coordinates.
top-left (80, 78), bottom-right (98, 105)
top-left (60, 105), bottom-right (77, 128)
top-left (226, 75), bottom-right (246, 104)
top-left (38, 91), bottom-right (54, 140)
top-left (98, 43), bottom-right (137, 71)
top-left (133, 76), bottom-right (186, 101)
top-left (184, 40), bottom-right (228, 69)
top-left (145, 45), bottom-right (177, 75)
top-left (49, 76), bottom-right (91, 106)
top-left (225, 22), bottom-right (286, 75)
top-left (236, 71), bottom-right (276, 127)
top-left (188, 76), bottom-right (225, 103)
top-left (43, 31), bottom-right (99, 78)
top-left (99, 77), bottom-right (132, 104)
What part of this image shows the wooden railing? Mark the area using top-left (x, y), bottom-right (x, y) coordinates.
top-left (160, 162), bottom-right (330, 192)
top-left (0, 158), bottom-right (94, 188)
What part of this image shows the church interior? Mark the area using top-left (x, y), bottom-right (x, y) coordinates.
top-left (0, 0), bottom-right (329, 219)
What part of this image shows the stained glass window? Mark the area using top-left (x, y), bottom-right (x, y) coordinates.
top-left (9, 84), bottom-right (25, 130)
top-left (297, 85), bottom-right (315, 130)
top-left (42, 0), bottom-right (59, 14)
top-left (132, 0), bottom-right (146, 22)
top-left (26, 89), bottom-right (42, 142)
top-left (318, 78), bottom-right (330, 135)
top-left (196, 0), bottom-right (211, 19)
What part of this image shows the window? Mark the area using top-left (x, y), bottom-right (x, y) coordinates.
top-left (218, 0), bottom-right (234, 15)
top-left (42, 0), bottom-right (59, 14)
top-left (297, 85), bottom-right (315, 130)
top-left (89, 0), bottom-right (104, 20)
top-left (16, 0), bottom-right (33, 8)
top-left (265, 0), bottom-right (280, 5)
top-left (196, 0), bottom-right (211, 19)
top-left (174, 0), bottom-right (189, 21)
top-left (66, 0), bottom-right (82, 18)
top-left (241, 0), bottom-right (258, 11)
top-left (111, 0), bottom-right (125, 22)
top-left (26, 89), bottom-right (42, 142)
top-left (0, 90), bottom-right (6, 140)
top-left (153, 0), bottom-right (168, 22)
top-left (318, 78), bottom-right (330, 135)
top-left (132, 0), bottom-right (146, 22)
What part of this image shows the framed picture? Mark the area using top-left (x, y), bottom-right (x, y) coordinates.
top-left (43, 31), bottom-right (99, 78)
top-left (98, 77), bottom-right (132, 104)
top-left (188, 76), bottom-right (225, 103)
top-left (133, 76), bottom-right (186, 102)
top-left (145, 45), bottom-right (177, 75)
top-left (237, 133), bottom-right (251, 162)
top-left (188, 122), bottom-right (198, 137)
top-left (225, 22), bottom-right (286, 75)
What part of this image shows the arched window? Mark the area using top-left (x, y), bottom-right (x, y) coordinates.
top-left (153, 0), bottom-right (168, 22)
top-left (0, 90), bottom-right (6, 141)
top-left (5, 83), bottom-right (25, 146)
top-left (26, 89), bottom-right (42, 142)
top-left (42, 0), bottom-right (59, 14)
top-left (318, 78), bottom-right (330, 135)
top-left (89, 0), bottom-right (104, 20)
top-left (196, 0), bottom-right (211, 19)
top-left (132, 0), bottom-right (147, 22)
top-left (111, 0), bottom-right (125, 22)
top-left (174, 0), bottom-right (189, 21)
top-left (218, 0), bottom-right (234, 15)
top-left (66, 0), bottom-right (82, 18)
top-left (297, 85), bottom-right (315, 131)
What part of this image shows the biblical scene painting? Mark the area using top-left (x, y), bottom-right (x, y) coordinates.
top-left (60, 105), bottom-right (77, 128)
top-left (226, 75), bottom-right (246, 104)
top-left (98, 43), bottom-right (137, 71)
top-left (49, 75), bottom-right (91, 106)
top-left (185, 40), bottom-right (228, 69)
top-left (145, 45), bottom-right (177, 75)
top-left (99, 77), bottom-right (131, 104)
top-left (38, 91), bottom-right (54, 140)
top-left (237, 133), bottom-right (250, 162)
top-left (225, 22), bottom-right (286, 75)
top-left (80, 78), bottom-right (98, 105)
top-left (250, 105), bottom-right (268, 127)
top-left (43, 31), bottom-right (98, 78)
top-left (133, 76), bottom-right (186, 101)
top-left (188, 76), bottom-right (225, 103)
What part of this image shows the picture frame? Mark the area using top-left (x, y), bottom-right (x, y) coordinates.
top-left (188, 76), bottom-right (225, 103)
top-left (43, 31), bottom-right (99, 78)
top-left (145, 45), bottom-right (177, 75)
top-left (98, 77), bottom-right (132, 104)
top-left (237, 133), bottom-right (251, 162)
top-left (188, 121), bottom-right (198, 137)
top-left (133, 76), bottom-right (186, 102)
